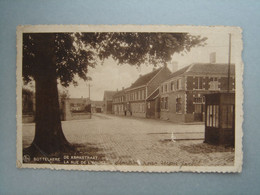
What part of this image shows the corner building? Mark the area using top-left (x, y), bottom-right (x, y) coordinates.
top-left (159, 63), bottom-right (235, 123)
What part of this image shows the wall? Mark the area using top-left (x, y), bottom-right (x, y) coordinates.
top-left (160, 91), bottom-right (186, 123)
top-left (147, 67), bottom-right (171, 96)
top-left (63, 100), bottom-right (91, 120)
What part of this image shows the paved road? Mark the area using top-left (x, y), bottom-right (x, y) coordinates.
top-left (22, 114), bottom-right (234, 166)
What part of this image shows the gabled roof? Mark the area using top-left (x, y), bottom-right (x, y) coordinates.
top-left (167, 63), bottom-right (235, 80)
top-left (146, 88), bottom-right (159, 101)
top-left (103, 91), bottom-right (117, 101)
top-left (129, 67), bottom-right (163, 89)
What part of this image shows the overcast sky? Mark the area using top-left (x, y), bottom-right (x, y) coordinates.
top-left (66, 32), bottom-right (239, 101)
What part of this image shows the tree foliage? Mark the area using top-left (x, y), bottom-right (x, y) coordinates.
top-left (23, 32), bottom-right (207, 87)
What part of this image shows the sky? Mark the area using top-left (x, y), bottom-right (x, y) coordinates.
top-left (65, 32), bottom-right (239, 101)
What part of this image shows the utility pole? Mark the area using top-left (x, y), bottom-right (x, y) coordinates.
top-left (88, 83), bottom-right (92, 118)
top-left (227, 33), bottom-right (231, 93)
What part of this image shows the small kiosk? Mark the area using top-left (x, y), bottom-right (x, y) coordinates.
top-left (204, 93), bottom-right (235, 146)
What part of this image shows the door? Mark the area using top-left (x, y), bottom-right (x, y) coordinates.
top-left (194, 104), bottom-right (203, 121)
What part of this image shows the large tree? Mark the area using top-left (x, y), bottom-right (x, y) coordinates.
top-left (23, 32), bottom-right (206, 155)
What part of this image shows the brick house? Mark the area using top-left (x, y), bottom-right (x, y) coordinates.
top-left (125, 66), bottom-right (171, 118)
top-left (112, 88), bottom-right (126, 116)
top-left (103, 91), bottom-right (117, 114)
top-left (159, 63), bottom-right (235, 123)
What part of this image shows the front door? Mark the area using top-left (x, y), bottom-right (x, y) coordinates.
top-left (194, 104), bottom-right (203, 121)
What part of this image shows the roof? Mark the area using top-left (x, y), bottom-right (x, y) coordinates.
top-left (67, 98), bottom-right (90, 103)
top-left (103, 91), bottom-right (117, 101)
top-left (91, 100), bottom-right (103, 106)
top-left (146, 88), bottom-right (159, 101)
top-left (113, 89), bottom-right (126, 98)
top-left (167, 63), bottom-right (235, 80)
top-left (129, 67), bottom-right (163, 89)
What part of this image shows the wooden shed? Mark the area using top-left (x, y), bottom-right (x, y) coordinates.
top-left (204, 93), bottom-right (235, 146)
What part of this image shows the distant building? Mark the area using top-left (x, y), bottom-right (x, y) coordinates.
top-left (159, 63), bottom-right (235, 123)
top-left (103, 91), bottom-right (117, 114)
top-left (66, 98), bottom-right (90, 112)
top-left (62, 97), bottom-right (91, 120)
top-left (112, 88), bottom-right (126, 116)
top-left (91, 100), bottom-right (104, 113)
top-left (125, 66), bottom-right (171, 118)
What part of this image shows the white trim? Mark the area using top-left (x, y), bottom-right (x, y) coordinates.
top-left (146, 87), bottom-right (159, 100)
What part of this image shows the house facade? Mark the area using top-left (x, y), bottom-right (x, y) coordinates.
top-left (62, 98), bottom-right (91, 120)
top-left (112, 89), bottom-right (126, 116)
top-left (103, 91), bottom-right (117, 114)
top-left (125, 66), bottom-right (171, 118)
top-left (91, 101), bottom-right (104, 113)
top-left (159, 63), bottom-right (235, 123)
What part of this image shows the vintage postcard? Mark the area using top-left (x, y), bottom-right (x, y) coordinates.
top-left (16, 25), bottom-right (243, 172)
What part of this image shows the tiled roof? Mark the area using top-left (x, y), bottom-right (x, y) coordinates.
top-left (103, 91), bottom-right (117, 100)
top-left (146, 88), bottom-right (159, 101)
top-left (129, 67), bottom-right (163, 89)
top-left (113, 89), bottom-right (126, 97)
top-left (188, 63), bottom-right (235, 75)
top-left (167, 63), bottom-right (235, 79)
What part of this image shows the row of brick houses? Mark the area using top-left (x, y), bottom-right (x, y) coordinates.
top-left (103, 63), bottom-right (235, 123)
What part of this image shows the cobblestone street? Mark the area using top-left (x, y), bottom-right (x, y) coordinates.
top-left (22, 113), bottom-right (234, 166)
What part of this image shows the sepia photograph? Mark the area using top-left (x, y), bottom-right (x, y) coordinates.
top-left (16, 25), bottom-right (243, 172)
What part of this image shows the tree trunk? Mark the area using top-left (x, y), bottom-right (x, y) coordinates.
top-left (25, 34), bottom-right (72, 155)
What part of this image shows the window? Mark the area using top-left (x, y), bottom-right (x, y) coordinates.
top-left (206, 105), bottom-right (219, 128)
top-left (209, 77), bottom-right (219, 90)
top-left (176, 98), bottom-right (182, 113)
top-left (194, 97), bottom-right (203, 104)
top-left (165, 84), bottom-right (168, 92)
top-left (171, 82), bottom-right (174, 91)
top-left (161, 86), bottom-right (164, 93)
top-left (177, 79), bottom-right (182, 90)
top-left (196, 77), bottom-right (202, 89)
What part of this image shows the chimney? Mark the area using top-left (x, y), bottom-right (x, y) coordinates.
top-left (210, 52), bottom-right (216, 63)
top-left (172, 61), bottom-right (178, 72)
top-left (122, 87), bottom-right (124, 90)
